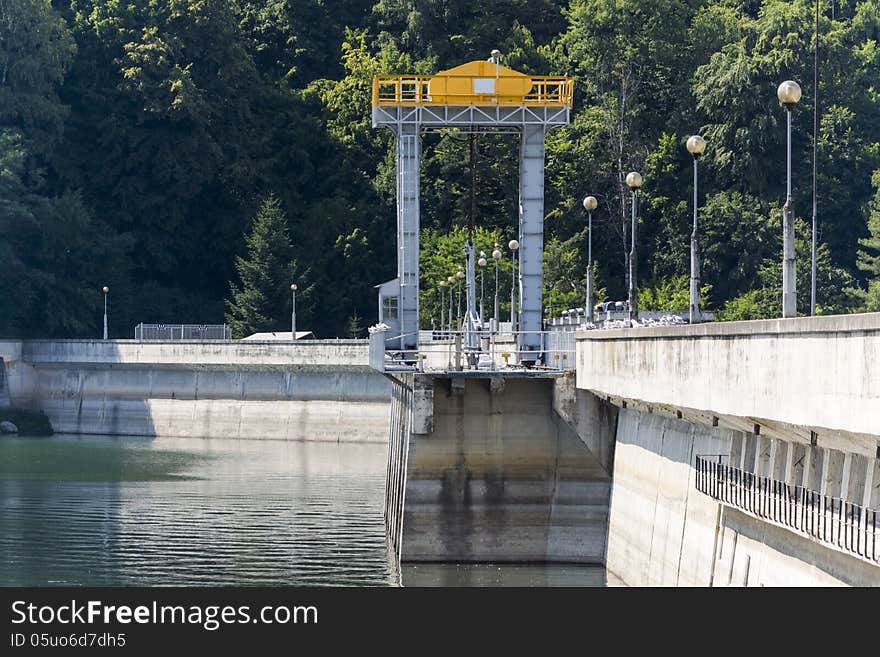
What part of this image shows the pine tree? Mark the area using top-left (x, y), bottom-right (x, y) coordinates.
top-left (347, 311), bottom-right (364, 338)
top-left (225, 196), bottom-right (297, 338)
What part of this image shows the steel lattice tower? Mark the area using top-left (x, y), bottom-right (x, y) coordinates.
top-left (372, 56), bottom-right (572, 362)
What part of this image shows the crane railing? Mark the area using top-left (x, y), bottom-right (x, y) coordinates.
top-left (372, 75), bottom-right (573, 108)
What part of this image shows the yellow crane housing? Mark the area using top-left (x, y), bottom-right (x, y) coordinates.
top-left (373, 60), bottom-right (573, 107)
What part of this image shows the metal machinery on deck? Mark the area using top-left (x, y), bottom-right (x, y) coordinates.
top-left (372, 54), bottom-right (573, 364)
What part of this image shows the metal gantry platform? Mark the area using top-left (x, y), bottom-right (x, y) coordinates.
top-left (371, 57), bottom-right (572, 361)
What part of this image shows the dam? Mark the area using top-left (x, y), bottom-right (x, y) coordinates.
top-left (380, 313), bottom-right (880, 586)
top-left (1, 314), bottom-right (878, 585)
top-left (360, 55), bottom-right (880, 585)
top-left (2, 53), bottom-right (877, 587)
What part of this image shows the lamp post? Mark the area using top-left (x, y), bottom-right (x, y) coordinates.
top-left (811, 1), bottom-right (819, 316)
top-left (778, 80), bottom-right (802, 318)
top-left (290, 283), bottom-right (297, 340)
top-left (439, 280), bottom-right (447, 338)
top-left (625, 171), bottom-right (642, 323)
top-left (582, 195), bottom-right (598, 324)
top-left (478, 252), bottom-right (487, 327)
top-left (447, 275), bottom-right (455, 334)
top-left (492, 243), bottom-right (502, 329)
top-left (508, 239), bottom-right (519, 331)
top-left (455, 266), bottom-right (465, 330)
top-left (102, 286), bottom-right (109, 339)
top-left (686, 135), bottom-right (707, 324)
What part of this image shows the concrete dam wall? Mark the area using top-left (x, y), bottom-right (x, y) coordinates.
top-left (577, 314), bottom-right (880, 586)
top-left (606, 408), bottom-right (880, 586)
top-left (0, 340), bottom-right (391, 442)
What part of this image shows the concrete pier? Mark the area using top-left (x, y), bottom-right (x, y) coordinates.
top-left (386, 372), bottom-right (615, 564)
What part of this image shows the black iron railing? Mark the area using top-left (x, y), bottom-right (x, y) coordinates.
top-left (695, 455), bottom-right (879, 565)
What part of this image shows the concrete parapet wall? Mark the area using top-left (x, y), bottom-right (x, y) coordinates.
top-left (19, 339), bottom-right (371, 369)
top-left (576, 313), bottom-right (880, 443)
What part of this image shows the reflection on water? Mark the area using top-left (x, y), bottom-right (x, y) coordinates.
top-left (0, 435), bottom-right (606, 587)
top-left (402, 564), bottom-right (606, 587)
top-left (0, 435), bottom-right (396, 586)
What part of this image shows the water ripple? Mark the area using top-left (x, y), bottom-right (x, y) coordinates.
top-left (0, 436), bottom-right (396, 587)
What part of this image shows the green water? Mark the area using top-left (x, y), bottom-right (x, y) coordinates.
top-left (0, 435), bottom-right (605, 587)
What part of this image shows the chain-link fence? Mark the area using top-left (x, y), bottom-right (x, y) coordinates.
top-left (134, 324), bottom-right (231, 340)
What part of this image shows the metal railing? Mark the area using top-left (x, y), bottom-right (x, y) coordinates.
top-left (695, 455), bottom-right (879, 565)
top-left (372, 75), bottom-right (573, 107)
top-left (368, 327), bottom-right (574, 373)
top-left (545, 308), bottom-right (716, 329)
top-left (134, 324), bottom-right (231, 340)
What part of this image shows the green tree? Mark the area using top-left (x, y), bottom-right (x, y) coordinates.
top-left (238, 0), bottom-right (369, 87)
top-left (0, 0), bottom-right (76, 153)
top-left (225, 196), bottom-right (302, 338)
top-left (639, 275), bottom-right (712, 312)
top-left (0, 131), bottom-right (132, 337)
top-left (857, 169), bottom-right (880, 310)
top-left (373, 0), bottom-right (565, 64)
top-left (0, 2), bottom-right (133, 338)
top-left (719, 218), bottom-right (861, 320)
top-left (347, 311), bottom-right (365, 338)
top-left (6, 0), bottom-right (880, 340)
top-left (57, 0), bottom-right (287, 326)
top-left (543, 233), bottom-right (609, 314)
top-left (419, 225), bottom-right (513, 329)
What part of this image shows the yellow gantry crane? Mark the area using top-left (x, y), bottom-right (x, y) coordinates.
top-left (371, 52), bottom-right (573, 363)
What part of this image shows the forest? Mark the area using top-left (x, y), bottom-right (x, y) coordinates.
top-left (3, 0), bottom-right (880, 339)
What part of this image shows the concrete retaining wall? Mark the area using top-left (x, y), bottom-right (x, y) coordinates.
top-left (0, 340), bottom-right (391, 442)
top-left (0, 341), bottom-right (36, 407)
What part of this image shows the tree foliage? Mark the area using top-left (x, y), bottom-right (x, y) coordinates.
top-left (3, 0), bottom-right (880, 339)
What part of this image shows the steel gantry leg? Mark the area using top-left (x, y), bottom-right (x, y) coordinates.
top-left (396, 125), bottom-right (421, 354)
top-left (518, 124), bottom-right (547, 363)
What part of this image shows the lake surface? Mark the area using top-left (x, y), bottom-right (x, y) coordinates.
top-left (0, 435), bottom-right (605, 587)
